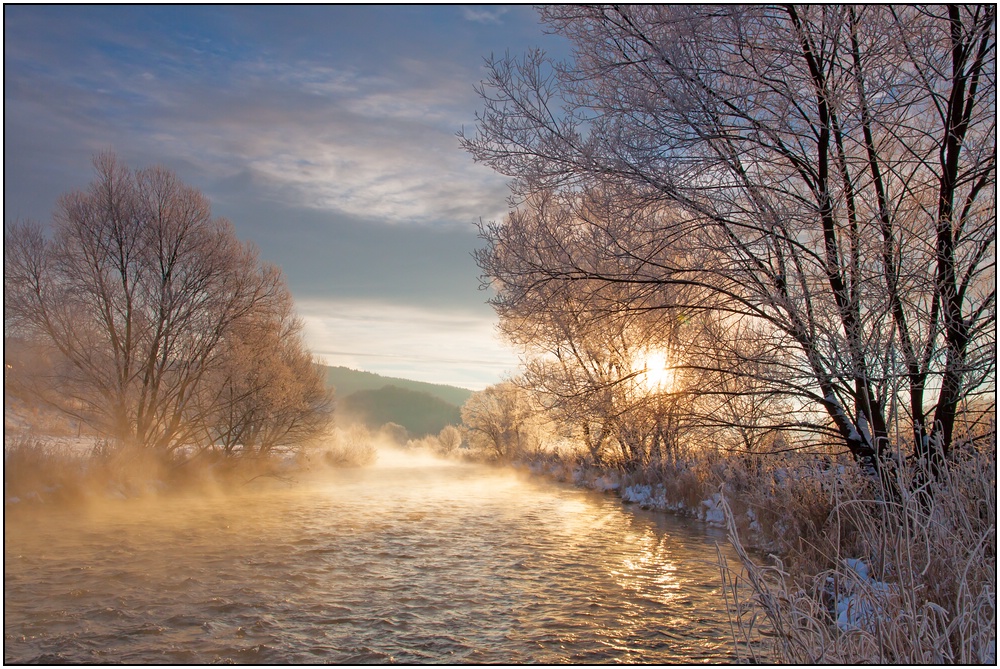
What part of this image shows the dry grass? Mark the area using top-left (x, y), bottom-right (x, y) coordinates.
top-left (4, 433), bottom-right (86, 502)
top-left (727, 458), bottom-right (870, 571)
top-left (719, 441), bottom-right (997, 664)
top-left (4, 433), bottom-right (167, 503)
top-left (4, 431), bottom-right (320, 504)
top-left (648, 457), bottom-right (716, 512)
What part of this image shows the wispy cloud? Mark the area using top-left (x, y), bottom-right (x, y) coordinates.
top-left (3, 6), bottom-right (566, 388)
top-left (106, 57), bottom-right (508, 226)
top-left (462, 7), bottom-right (510, 25)
top-left (5, 9), bottom-right (513, 227)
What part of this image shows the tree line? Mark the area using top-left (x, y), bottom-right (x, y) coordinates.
top-left (5, 153), bottom-right (332, 462)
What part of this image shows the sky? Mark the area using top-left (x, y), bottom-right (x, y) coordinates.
top-left (3, 5), bottom-right (573, 391)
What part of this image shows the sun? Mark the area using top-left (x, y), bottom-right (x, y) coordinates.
top-left (634, 350), bottom-right (675, 393)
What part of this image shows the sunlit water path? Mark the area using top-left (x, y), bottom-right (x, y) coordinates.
top-left (5, 449), bottom-right (753, 663)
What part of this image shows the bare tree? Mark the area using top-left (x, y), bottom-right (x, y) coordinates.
top-left (684, 316), bottom-right (801, 468)
top-left (205, 285), bottom-right (333, 458)
top-left (462, 5), bottom-right (996, 476)
top-left (436, 424), bottom-right (463, 455)
top-left (4, 153), bottom-right (297, 459)
top-left (460, 381), bottom-right (540, 460)
top-left (512, 280), bottom-right (689, 468)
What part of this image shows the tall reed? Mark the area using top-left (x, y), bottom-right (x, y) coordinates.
top-left (720, 440), bottom-right (996, 664)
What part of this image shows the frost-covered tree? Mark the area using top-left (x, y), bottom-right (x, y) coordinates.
top-left (461, 381), bottom-right (539, 460)
top-left (479, 187), bottom-right (795, 467)
top-left (463, 5), bottom-right (996, 475)
top-left (436, 424), bottom-right (463, 455)
top-left (497, 226), bottom-right (690, 467)
top-left (4, 153), bottom-right (329, 459)
top-left (206, 285), bottom-right (332, 458)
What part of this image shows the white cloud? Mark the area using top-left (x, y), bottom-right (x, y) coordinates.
top-left (139, 60), bottom-right (511, 227)
top-left (461, 7), bottom-right (509, 25)
top-left (297, 298), bottom-right (519, 390)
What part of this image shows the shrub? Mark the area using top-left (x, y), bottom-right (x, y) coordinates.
top-left (720, 439), bottom-right (997, 664)
top-left (313, 426), bottom-right (377, 468)
top-left (4, 434), bottom-right (78, 502)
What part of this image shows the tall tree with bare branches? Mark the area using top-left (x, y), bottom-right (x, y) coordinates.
top-left (463, 5), bottom-right (996, 475)
top-left (5, 153), bottom-right (329, 459)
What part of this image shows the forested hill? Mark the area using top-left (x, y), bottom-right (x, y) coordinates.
top-left (338, 385), bottom-right (462, 438)
top-left (320, 365), bottom-right (474, 408)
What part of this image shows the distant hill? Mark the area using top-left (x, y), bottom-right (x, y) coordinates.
top-left (321, 365), bottom-right (473, 407)
top-left (338, 385), bottom-right (462, 438)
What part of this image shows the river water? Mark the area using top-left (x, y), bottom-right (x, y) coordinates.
top-left (5, 448), bottom-right (751, 664)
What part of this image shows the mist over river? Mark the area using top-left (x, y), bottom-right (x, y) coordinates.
top-left (5, 448), bottom-right (755, 663)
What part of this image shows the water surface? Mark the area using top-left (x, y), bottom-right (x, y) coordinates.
top-left (5, 449), bottom-right (748, 663)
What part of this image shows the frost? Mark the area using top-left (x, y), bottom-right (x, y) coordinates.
top-left (834, 558), bottom-right (897, 633)
top-left (701, 492), bottom-right (725, 525)
top-left (622, 484), bottom-right (652, 505)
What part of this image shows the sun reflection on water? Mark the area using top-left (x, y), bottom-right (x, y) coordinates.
top-left (610, 529), bottom-right (683, 606)
top-left (5, 450), bottom-right (749, 664)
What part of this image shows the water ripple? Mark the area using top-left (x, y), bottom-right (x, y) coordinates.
top-left (5, 453), bottom-right (757, 663)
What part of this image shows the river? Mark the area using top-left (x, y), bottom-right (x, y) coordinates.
top-left (5, 448), bottom-right (753, 664)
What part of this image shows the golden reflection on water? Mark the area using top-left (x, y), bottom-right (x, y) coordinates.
top-left (5, 446), bottom-right (749, 664)
top-left (611, 528), bottom-right (683, 606)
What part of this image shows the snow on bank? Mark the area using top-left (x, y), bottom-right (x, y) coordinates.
top-left (618, 482), bottom-right (731, 527)
top-left (833, 558), bottom-right (897, 633)
top-left (559, 465), bottom-right (741, 528)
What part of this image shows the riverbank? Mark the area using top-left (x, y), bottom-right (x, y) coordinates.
top-left (498, 443), bottom-right (997, 664)
top-left (2, 424), bottom-right (379, 506)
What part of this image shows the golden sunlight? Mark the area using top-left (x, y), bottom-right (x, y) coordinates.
top-left (634, 350), bottom-right (675, 393)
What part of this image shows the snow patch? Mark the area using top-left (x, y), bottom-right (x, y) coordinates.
top-left (843, 557), bottom-right (869, 581)
top-left (833, 558), bottom-right (897, 633)
top-left (621, 483), bottom-right (673, 511)
top-left (621, 484), bottom-right (652, 505)
top-left (701, 492), bottom-right (725, 525)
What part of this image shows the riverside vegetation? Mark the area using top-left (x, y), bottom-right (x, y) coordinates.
top-left (5, 4), bottom-right (996, 664)
top-left (454, 5), bottom-right (995, 664)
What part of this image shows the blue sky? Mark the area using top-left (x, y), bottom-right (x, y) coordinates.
top-left (4, 5), bottom-right (572, 390)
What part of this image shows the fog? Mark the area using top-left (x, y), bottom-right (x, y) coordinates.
top-left (5, 440), bottom-right (750, 664)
